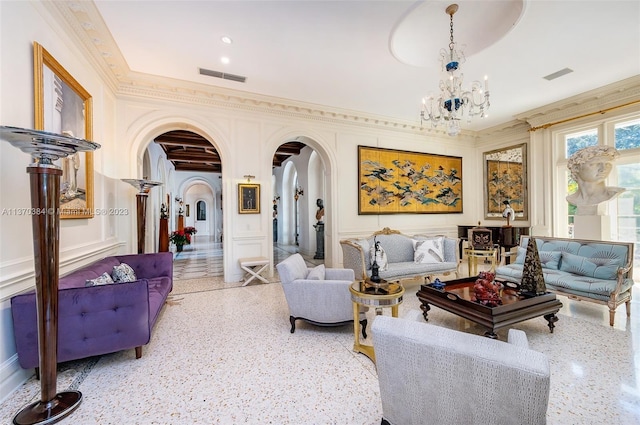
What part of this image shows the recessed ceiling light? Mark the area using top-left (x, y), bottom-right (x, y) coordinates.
top-left (221, 36), bottom-right (232, 44)
top-left (220, 56), bottom-right (230, 65)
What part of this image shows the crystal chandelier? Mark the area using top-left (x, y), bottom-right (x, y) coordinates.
top-left (420, 4), bottom-right (490, 136)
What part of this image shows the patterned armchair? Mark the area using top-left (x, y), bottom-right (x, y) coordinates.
top-left (276, 254), bottom-right (366, 335)
top-left (372, 311), bottom-right (550, 425)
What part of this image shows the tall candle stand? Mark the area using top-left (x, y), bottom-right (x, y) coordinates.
top-left (121, 179), bottom-right (162, 254)
top-left (1, 126), bottom-right (100, 425)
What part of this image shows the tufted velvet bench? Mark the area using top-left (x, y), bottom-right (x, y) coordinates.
top-left (11, 252), bottom-right (173, 369)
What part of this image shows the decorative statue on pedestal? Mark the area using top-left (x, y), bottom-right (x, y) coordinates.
top-left (313, 198), bottom-right (324, 259)
top-left (502, 200), bottom-right (515, 227)
top-left (370, 237), bottom-right (381, 283)
top-left (566, 145), bottom-right (625, 215)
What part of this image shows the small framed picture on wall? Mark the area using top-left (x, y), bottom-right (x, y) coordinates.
top-left (238, 183), bottom-right (260, 214)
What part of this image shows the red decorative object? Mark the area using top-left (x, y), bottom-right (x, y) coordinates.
top-left (472, 271), bottom-right (503, 307)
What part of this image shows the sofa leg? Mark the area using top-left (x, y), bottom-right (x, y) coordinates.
top-left (360, 319), bottom-right (368, 339)
top-left (289, 316), bottom-right (296, 333)
top-left (135, 346), bottom-right (142, 359)
top-left (626, 300), bottom-right (631, 317)
top-left (381, 418), bottom-right (391, 425)
top-left (609, 310), bottom-right (615, 326)
top-left (34, 367), bottom-right (40, 381)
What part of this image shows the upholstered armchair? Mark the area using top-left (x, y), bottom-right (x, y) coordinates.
top-left (372, 311), bottom-right (550, 425)
top-left (276, 253), bottom-right (366, 335)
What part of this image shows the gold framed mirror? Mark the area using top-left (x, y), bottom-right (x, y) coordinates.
top-left (483, 143), bottom-right (528, 220)
top-left (33, 42), bottom-right (94, 219)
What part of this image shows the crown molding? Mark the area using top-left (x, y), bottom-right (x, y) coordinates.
top-left (45, 1), bottom-right (479, 140)
top-left (514, 75), bottom-right (640, 129)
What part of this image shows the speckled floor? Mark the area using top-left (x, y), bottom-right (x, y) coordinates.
top-left (2, 258), bottom-right (639, 424)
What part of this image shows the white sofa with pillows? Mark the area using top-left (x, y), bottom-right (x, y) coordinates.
top-left (340, 227), bottom-right (459, 283)
top-left (496, 236), bottom-right (635, 326)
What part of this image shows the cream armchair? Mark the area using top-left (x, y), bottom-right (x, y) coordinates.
top-left (372, 311), bottom-right (550, 425)
top-left (276, 253), bottom-right (366, 335)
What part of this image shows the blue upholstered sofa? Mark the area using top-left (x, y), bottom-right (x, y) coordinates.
top-left (11, 252), bottom-right (173, 369)
top-left (340, 228), bottom-right (459, 283)
top-left (496, 236), bottom-right (635, 326)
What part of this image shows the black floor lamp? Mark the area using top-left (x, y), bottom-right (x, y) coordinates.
top-left (121, 179), bottom-right (162, 254)
top-left (1, 126), bottom-right (100, 425)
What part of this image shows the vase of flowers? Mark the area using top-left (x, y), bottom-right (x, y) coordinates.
top-left (169, 230), bottom-right (190, 252)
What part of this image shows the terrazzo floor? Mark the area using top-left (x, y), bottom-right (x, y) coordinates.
top-left (2, 242), bottom-right (639, 424)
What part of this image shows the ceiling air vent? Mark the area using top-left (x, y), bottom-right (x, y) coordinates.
top-left (543, 68), bottom-right (573, 81)
top-left (199, 67), bottom-right (246, 83)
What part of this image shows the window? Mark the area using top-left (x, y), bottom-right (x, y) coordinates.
top-left (564, 129), bottom-right (599, 236)
top-left (555, 115), bottom-right (640, 257)
top-left (614, 119), bottom-right (640, 150)
top-left (197, 200), bottom-right (206, 221)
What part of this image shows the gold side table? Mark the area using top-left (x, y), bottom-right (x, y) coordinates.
top-left (349, 280), bottom-right (404, 363)
top-left (464, 247), bottom-right (498, 276)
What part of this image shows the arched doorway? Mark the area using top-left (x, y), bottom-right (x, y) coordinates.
top-left (148, 129), bottom-right (225, 279)
top-left (272, 138), bottom-right (326, 267)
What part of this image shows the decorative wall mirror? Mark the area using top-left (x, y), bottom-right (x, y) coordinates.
top-left (483, 143), bottom-right (528, 220)
top-left (34, 41), bottom-right (94, 219)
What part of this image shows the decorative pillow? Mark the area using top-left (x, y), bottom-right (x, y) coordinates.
top-left (306, 264), bottom-right (325, 280)
top-left (354, 239), bottom-right (371, 270)
top-left (370, 243), bottom-right (389, 271)
top-left (85, 272), bottom-right (115, 287)
top-left (112, 263), bottom-right (137, 283)
top-left (539, 251), bottom-right (561, 270)
top-left (560, 252), bottom-right (619, 280)
top-left (413, 237), bottom-right (444, 264)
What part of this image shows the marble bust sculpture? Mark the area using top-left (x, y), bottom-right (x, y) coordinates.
top-left (566, 145), bottom-right (625, 214)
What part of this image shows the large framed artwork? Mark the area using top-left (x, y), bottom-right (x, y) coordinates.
top-left (483, 143), bottom-right (528, 220)
top-left (358, 145), bottom-right (463, 214)
top-left (33, 42), bottom-right (95, 219)
top-left (238, 183), bottom-right (260, 214)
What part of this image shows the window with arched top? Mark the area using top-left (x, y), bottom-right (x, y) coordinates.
top-left (197, 200), bottom-right (206, 221)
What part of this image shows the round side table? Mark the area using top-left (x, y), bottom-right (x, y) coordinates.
top-left (349, 280), bottom-right (404, 363)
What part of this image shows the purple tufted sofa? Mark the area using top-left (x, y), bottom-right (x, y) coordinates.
top-left (11, 252), bottom-right (173, 370)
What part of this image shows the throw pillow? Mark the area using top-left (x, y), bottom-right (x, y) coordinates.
top-left (85, 272), bottom-right (115, 287)
top-left (539, 251), bottom-right (561, 270)
top-left (413, 237), bottom-right (444, 264)
top-left (370, 243), bottom-right (389, 271)
top-left (306, 264), bottom-right (326, 280)
top-left (112, 263), bottom-right (137, 283)
top-left (560, 252), bottom-right (619, 280)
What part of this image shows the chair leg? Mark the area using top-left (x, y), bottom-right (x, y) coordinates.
top-left (626, 300), bottom-right (631, 317)
top-left (289, 316), bottom-right (296, 333)
top-left (360, 318), bottom-right (368, 339)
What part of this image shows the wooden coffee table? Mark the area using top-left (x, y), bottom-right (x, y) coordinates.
top-left (416, 276), bottom-right (562, 339)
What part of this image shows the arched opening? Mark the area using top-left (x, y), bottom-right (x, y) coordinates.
top-left (272, 137), bottom-right (326, 267)
top-left (141, 128), bottom-right (225, 280)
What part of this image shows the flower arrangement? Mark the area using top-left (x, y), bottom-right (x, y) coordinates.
top-left (183, 226), bottom-right (197, 236)
top-left (169, 230), bottom-right (191, 246)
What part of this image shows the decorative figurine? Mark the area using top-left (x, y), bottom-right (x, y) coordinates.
top-left (370, 237), bottom-right (381, 283)
top-left (520, 237), bottom-right (546, 296)
top-left (502, 200), bottom-right (515, 227)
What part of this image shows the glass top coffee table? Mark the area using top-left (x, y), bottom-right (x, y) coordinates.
top-left (416, 276), bottom-right (562, 339)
